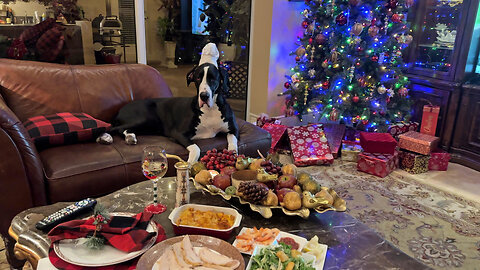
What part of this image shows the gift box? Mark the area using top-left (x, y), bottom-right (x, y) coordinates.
top-left (398, 131), bottom-right (439, 155)
top-left (323, 123), bottom-right (346, 158)
top-left (420, 105), bottom-right (440, 136)
top-left (388, 122), bottom-right (419, 140)
top-left (341, 141), bottom-right (363, 162)
top-left (287, 124), bottom-right (334, 166)
top-left (256, 113), bottom-right (281, 128)
top-left (360, 132), bottom-right (397, 155)
top-left (429, 149), bottom-right (451, 171)
top-left (262, 123), bottom-right (290, 152)
top-left (398, 149), bottom-right (430, 174)
top-left (357, 152), bottom-right (399, 178)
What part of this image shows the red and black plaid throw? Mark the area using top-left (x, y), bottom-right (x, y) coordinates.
top-left (23, 112), bottom-right (111, 148)
top-left (48, 211), bottom-right (158, 253)
top-left (19, 18), bottom-right (56, 46)
top-left (36, 26), bottom-right (65, 62)
top-left (48, 220), bottom-right (166, 270)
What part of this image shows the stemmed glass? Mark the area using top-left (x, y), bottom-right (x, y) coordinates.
top-left (142, 146), bottom-right (168, 214)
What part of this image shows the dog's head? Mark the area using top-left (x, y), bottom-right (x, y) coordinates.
top-left (186, 43), bottom-right (229, 108)
top-left (187, 63), bottom-right (229, 108)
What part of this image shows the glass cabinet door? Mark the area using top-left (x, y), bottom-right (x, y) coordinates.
top-left (413, 0), bottom-right (464, 74)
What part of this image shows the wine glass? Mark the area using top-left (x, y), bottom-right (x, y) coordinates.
top-left (142, 146), bottom-right (168, 214)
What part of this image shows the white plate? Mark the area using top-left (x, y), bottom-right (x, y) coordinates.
top-left (232, 227), bottom-right (280, 255)
top-left (53, 213), bottom-right (157, 267)
top-left (246, 245), bottom-right (321, 270)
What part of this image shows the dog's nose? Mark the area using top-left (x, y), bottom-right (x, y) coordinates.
top-left (200, 92), bottom-right (210, 102)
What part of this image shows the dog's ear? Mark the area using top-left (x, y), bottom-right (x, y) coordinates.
top-left (219, 67), bottom-right (230, 96)
top-left (186, 65), bottom-right (197, 86)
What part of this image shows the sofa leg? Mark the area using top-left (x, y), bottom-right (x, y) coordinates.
top-left (1, 234), bottom-right (26, 270)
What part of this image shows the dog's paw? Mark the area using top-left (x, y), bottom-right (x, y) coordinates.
top-left (96, 133), bottom-right (113, 145)
top-left (125, 133), bottom-right (137, 145)
top-left (187, 144), bottom-right (201, 164)
top-left (227, 144), bottom-right (238, 153)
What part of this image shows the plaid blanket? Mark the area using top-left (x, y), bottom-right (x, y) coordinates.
top-left (48, 212), bottom-right (157, 253)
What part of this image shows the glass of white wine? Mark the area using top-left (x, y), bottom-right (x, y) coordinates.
top-left (142, 146), bottom-right (168, 214)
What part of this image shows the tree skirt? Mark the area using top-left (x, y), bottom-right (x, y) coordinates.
top-left (299, 161), bottom-right (480, 270)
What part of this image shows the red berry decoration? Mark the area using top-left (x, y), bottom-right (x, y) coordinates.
top-left (391, 14), bottom-right (403, 23)
top-left (309, 38), bottom-right (313, 44)
top-left (284, 82), bottom-right (291, 89)
top-left (295, 56), bottom-right (301, 61)
top-left (315, 34), bottom-right (326, 44)
top-left (336, 13), bottom-right (347, 26)
top-left (371, 55), bottom-right (379, 62)
top-left (302, 21), bottom-right (309, 29)
top-left (322, 81), bottom-right (330, 89)
top-left (353, 96), bottom-right (360, 103)
top-left (199, 148), bottom-right (238, 171)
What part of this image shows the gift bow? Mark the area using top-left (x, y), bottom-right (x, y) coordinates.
top-left (48, 211), bottom-right (158, 253)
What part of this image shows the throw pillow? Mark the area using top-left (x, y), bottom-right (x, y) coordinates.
top-left (24, 112), bottom-right (111, 148)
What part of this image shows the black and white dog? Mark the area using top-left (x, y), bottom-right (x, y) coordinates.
top-left (97, 43), bottom-right (238, 164)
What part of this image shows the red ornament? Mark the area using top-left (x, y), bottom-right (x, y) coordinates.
top-left (329, 108), bottom-right (339, 121)
top-left (284, 82), bottom-right (291, 89)
top-left (362, 119), bottom-right (369, 125)
top-left (349, 0), bottom-right (360, 6)
top-left (356, 46), bottom-right (364, 52)
top-left (371, 55), bottom-right (379, 62)
top-left (302, 21), bottom-right (309, 29)
top-left (388, 0), bottom-right (398, 9)
top-left (315, 34), bottom-right (327, 44)
top-left (295, 56), bottom-right (301, 61)
top-left (336, 13), bottom-right (347, 26)
top-left (379, 111), bottom-right (386, 116)
top-left (322, 81), bottom-right (331, 89)
top-left (391, 14), bottom-right (403, 23)
top-left (309, 38), bottom-right (313, 44)
top-left (371, 18), bottom-right (377, 26)
top-left (398, 87), bottom-right (409, 97)
top-left (353, 96), bottom-right (360, 103)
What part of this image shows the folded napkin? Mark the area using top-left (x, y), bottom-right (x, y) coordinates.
top-left (48, 211), bottom-right (158, 253)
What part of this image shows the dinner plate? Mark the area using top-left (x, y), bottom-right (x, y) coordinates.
top-left (53, 212), bottom-right (157, 267)
top-left (136, 235), bottom-right (245, 270)
top-left (246, 244), bottom-right (327, 270)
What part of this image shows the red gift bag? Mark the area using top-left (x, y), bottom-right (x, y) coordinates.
top-left (428, 149), bottom-right (451, 171)
top-left (287, 124), bottom-right (334, 166)
top-left (420, 105), bottom-right (440, 136)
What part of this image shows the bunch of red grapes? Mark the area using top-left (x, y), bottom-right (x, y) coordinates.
top-left (200, 148), bottom-right (245, 171)
top-left (261, 160), bottom-right (282, 174)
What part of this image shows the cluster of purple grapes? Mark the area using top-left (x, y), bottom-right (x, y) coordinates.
top-left (200, 148), bottom-right (244, 171)
top-left (261, 160), bottom-right (282, 174)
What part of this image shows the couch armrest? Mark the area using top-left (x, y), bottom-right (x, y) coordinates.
top-left (236, 119), bottom-right (272, 158)
top-left (0, 96), bottom-right (46, 236)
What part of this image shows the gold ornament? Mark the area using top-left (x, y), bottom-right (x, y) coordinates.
top-left (368, 26), bottom-right (379, 37)
top-left (351, 23), bottom-right (364, 36)
top-left (331, 51), bottom-right (339, 62)
top-left (377, 85), bottom-right (387, 94)
top-left (296, 46), bottom-right (306, 57)
top-left (333, 63), bottom-right (340, 69)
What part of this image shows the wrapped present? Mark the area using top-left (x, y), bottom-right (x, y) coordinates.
top-left (357, 152), bottom-right (399, 178)
top-left (399, 149), bottom-right (430, 174)
top-left (256, 113), bottom-right (281, 128)
top-left (341, 141), bottom-right (363, 162)
top-left (429, 149), bottom-right (451, 171)
top-left (262, 123), bottom-right (289, 152)
top-left (323, 123), bottom-right (346, 158)
top-left (287, 124), bottom-right (334, 166)
top-left (388, 122), bottom-right (419, 139)
top-left (360, 132), bottom-right (397, 155)
top-left (420, 105), bottom-right (440, 136)
top-left (398, 131), bottom-right (439, 155)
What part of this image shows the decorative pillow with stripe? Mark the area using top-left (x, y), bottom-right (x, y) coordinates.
top-left (24, 112), bottom-right (111, 148)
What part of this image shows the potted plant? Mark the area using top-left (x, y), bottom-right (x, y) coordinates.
top-left (157, 0), bottom-right (180, 68)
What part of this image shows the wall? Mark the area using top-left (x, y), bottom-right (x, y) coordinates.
top-left (7, 1), bottom-right (47, 18)
top-left (144, 0), bottom-right (164, 64)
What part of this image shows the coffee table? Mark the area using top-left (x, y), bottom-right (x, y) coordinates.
top-left (9, 177), bottom-right (431, 269)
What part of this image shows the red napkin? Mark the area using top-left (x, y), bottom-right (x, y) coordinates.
top-left (48, 222), bottom-right (166, 270)
top-left (48, 211), bottom-right (158, 253)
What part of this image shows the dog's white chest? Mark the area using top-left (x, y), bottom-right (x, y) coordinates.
top-left (192, 105), bottom-right (229, 140)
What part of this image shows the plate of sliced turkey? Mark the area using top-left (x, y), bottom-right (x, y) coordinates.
top-left (136, 235), bottom-right (245, 270)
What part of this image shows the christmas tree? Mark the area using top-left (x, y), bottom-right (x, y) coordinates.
top-left (282, 0), bottom-right (414, 131)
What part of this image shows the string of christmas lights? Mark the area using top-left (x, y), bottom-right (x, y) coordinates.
top-left (281, 0), bottom-right (415, 131)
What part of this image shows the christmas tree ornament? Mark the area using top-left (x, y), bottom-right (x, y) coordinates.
top-left (309, 38), bottom-right (313, 44)
top-left (368, 26), bottom-right (380, 37)
top-left (303, 86), bottom-right (309, 105)
top-left (391, 13), bottom-right (403, 23)
top-left (333, 63), bottom-right (340, 69)
top-left (331, 51), bottom-right (339, 62)
top-left (358, 77), bottom-right (367, 87)
top-left (295, 56), bottom-right (301, 61)
top-left (377, 85), bottom-right (387, 94)
top-left (315, 33), bottom-right (327, 44)
top-left (387, 88), bottom-right (394, 97)
top-left (322, 60), bottom-right (329, 68)
top-left (336, 13), bottom-right (347, 26)
top-left (362, 119), bottom-right (369, 125)
top-left (388, 0), bottom-right (398, 9)
top-left (322, 81), bottom-right (331, 89)
top-left (352, 23), bottom-right (364, 35)
top-left (307, 23), bottom-right (315, 34)
top-left (380, 110), bottom-right (386, 116)
top-left (284, 82), bottom-right (291, 89)
top-left (329, 108), bottom-right (339, 121)
top-left (308, 69), bottom-right (316, 77)
top-left (371, 55), bottom-right (378, 62)
top-left (302, 9), bottom-right (311, 19)
top-left (395, 50), bottom-right (402, 57)
top-left (302, 21), bottom-right (310, 29)
top-left (371, 18), bottom-right (377, 26)
top-left (349, 0), bottom-right (360, 7)
top-left (353, 96), bottom-right (360, 103)
top-left (405, 0), bottom-right (414, 8)
top-left (296, 46), bottom-right (306, 57)
top-left (404, 34), bottom-right (413, 44)
top-left (399, 87), bottom-right (408, 97)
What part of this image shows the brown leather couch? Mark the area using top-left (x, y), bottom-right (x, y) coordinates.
top-left (0, 59), bottom-right (271, 267)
